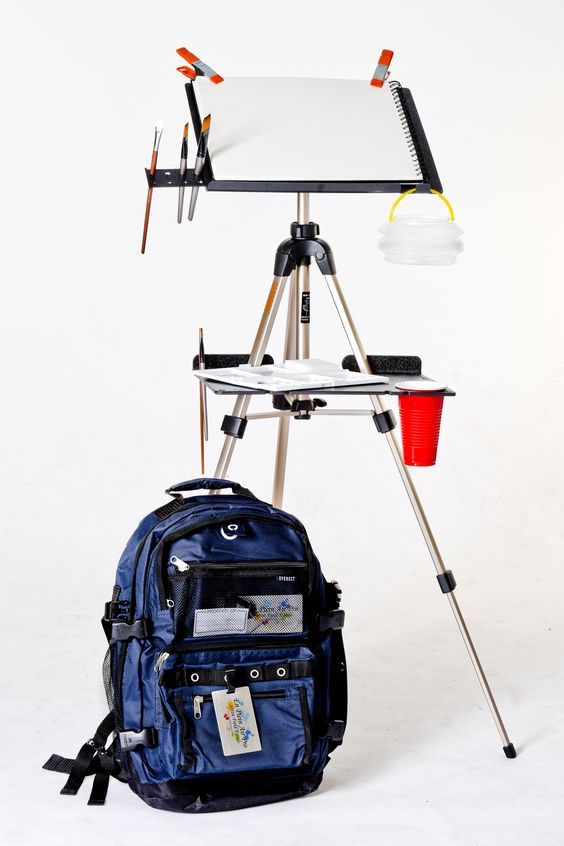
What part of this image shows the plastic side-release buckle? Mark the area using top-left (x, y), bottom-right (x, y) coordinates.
top-left (318, 610), bottom-right (345, 632)
top-left (118, 728), bottom-right (158, 753)
top-left (322, 720), bottom-right (346, 742)
top-left (109, 619), bottom-right (149, 643)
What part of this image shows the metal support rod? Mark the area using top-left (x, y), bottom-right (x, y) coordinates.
top-left (272, 271), bottom-right (297, 506)
top-left (272, 193), bottom-right (310, 507)
top-left (247, 408), bottom-right (376, 421)
top-left (446, 590), bottom-right (512, 747)
top-left (323, 272), bottom-right (513, 749)
top-left (295, 191), bottom-right (310, 361)
top-left (247, 410), bottom-right (295, 421)
top-left (282, 269), bottom-right (298, 363)
top-left (296, 192), bottom-right (310, 223)
top-left (296, 263), bottom-right (310, 359)
top-left (296, 189), bottom-right (310, 358)
top-left (309, 408), bottom-right (375, 417)
top-left (214, 275), bottom-right (288, 480)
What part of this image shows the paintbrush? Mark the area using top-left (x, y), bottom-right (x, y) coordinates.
top-left (198, 328), bottom-right (209, 473)
top-left (141, 118), bottom-right (164, 254)
top-left (177, 122), bottom-right (189, 223)
top-left (188, 114), bottom-right (211, 222)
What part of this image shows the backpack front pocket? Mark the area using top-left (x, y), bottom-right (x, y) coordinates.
top-left (167, 561), bottom-right (308, 640)
top-left (152, 643), bottom-right (318, 780)
top-left (170, 684), bottom-right (313, 776)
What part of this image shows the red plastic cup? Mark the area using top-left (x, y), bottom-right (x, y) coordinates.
top-left (398, 393), bottom-right (444, 467)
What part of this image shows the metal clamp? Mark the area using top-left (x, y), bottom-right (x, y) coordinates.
top-left (437, 570), bottom-right (457, 594)
top-left (372, 409), bottom-right (397, 433)
top-left (221, 415), bottom-right (248, 439)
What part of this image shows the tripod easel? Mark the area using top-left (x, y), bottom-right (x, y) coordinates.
top-left (209, 192), bottom-right (516, 758)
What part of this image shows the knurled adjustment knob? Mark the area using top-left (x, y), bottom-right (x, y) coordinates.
top-left (290, 221), bottom-right (320, 239)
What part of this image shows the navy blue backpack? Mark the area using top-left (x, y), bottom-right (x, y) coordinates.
top-left (44, 478), bottom-right (347, 812)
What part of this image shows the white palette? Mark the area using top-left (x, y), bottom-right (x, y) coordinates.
top-left (195, 358), bottom-right (389, 393)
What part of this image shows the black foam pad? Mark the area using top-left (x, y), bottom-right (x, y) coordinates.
top-left (341, 355), bottom-right (422, 375)
top-left (192, 353), bottom-right (275, 371)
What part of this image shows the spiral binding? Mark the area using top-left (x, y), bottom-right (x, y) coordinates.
top-left (389, 80), bottom-right (423, 180)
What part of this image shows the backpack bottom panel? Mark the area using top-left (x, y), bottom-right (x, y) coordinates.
top-left (127, 770), bottom-right (323, 813)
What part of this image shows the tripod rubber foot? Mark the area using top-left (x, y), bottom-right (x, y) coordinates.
top-left (503, 743), bottom-right (517, 759)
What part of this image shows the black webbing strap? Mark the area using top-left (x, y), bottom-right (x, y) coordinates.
top-left (88, 771), bottom-right (110, 806)
top-left (43, 711), bottom-right (119, 805)
top-left (160, 659), bottom-right (314, 689)
top-left (87, 750), bottom-right (118, 806)
top-left (153, 498), bottom-right (185, 519)
top-left (43, 753), bottom-right (75, 775)
top-left (325, 629), bottom-right (347, 749)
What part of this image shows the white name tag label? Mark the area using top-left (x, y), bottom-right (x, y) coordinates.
top-left (211, 686), bottom-right (262, 756)
top-left (193, 607), bottom-right (248, 637)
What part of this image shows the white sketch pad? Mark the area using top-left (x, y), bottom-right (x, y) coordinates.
top-left (196, 78), bottom-right (420, 183)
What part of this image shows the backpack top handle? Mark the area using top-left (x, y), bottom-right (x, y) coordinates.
top-left (165, 478), bottom-right (257, 500)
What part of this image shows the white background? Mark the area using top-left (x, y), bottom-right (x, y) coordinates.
top-left (2, 1), bottom-right (564, 844)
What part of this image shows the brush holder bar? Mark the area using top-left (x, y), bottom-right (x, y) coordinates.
top-left (145, 168), bottom-right (205, 188)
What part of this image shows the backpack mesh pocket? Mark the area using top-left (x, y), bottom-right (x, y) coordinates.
top-left (102, 647), bottom-right (113, 709)
top-left (168, 568), bottom-right (307, 639)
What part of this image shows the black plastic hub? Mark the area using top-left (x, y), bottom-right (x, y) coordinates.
top-left (290, 221), bottom-right (320, 239)
top-left (292, 398), bottom-right (327, 420)
top-left (274, 220), bottom-right (337, 277)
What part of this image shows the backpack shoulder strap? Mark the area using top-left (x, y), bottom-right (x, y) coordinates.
top-left (43, 711), bottom-right (123, 806)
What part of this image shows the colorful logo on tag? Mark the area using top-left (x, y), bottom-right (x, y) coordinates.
top-left (224, 696), bottom-right (256, 748)
top-left (250, 596), bottom-right (300, 629)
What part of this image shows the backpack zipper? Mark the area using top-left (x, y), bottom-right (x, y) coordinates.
top-left (192, 689), bottom-right (286, 719)
top-left (174, 693), bottom-right (196, 769)
top-left (154, 636), bottom-right (311, 674)
top-left (169, 559), bottom-right (307, 577)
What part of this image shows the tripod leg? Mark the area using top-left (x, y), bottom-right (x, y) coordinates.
top-left (272, 192), bottom-right (311, 507)
top-left (214, 275), bottom-right (289, 480)
top-left (322, 271), bottom-right (516, 757)
top-left (272, 271), bottom-right (298, 507)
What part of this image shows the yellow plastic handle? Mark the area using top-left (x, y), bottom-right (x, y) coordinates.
top-left (388, 188), bottom-right (455, 222)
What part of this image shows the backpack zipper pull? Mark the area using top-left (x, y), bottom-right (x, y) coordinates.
top-left (170, 555), bottom-right (190, 572)
top-left (154, 651), bottom-right (170, 673)
top-left (193, 695), bottom-right (204, 720)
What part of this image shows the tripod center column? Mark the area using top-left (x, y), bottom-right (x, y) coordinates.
top-left (296, 192), bottom-right (310, 359)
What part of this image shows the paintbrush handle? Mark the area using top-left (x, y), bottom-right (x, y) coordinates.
top-left (199, 382), bottom-right (205, 473)
top-left (177, 157), bottom-right (187, 223)
top-left (141, 187), bottom-right (153, 254)
top-left (188, 152), bottom-right (206, 221)
top-left (141, 144), bottom-right (160, 253)
top-left (202, 382), bottom-right (209, 440)
top-left (177, 187), bottom-right (186, 224)
top-left (187, 186), bottom-right (199, 221)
